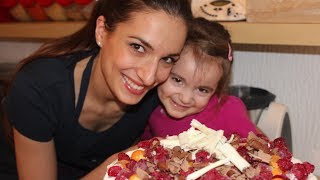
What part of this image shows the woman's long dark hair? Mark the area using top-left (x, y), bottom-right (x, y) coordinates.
top-left (2, 0), bottom-right (192, 146)
top-left (6, 0), bottom-right (192, 95)
top-left (14, 0), bottom-right (192, 73)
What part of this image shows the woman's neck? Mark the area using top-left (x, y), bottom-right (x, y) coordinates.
top-left (77, 54), bottom-right (127, 132)
top-left (88, 53), bottom-right (126, 110)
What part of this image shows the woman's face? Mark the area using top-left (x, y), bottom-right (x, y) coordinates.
top-left (96, 11), bottom-right (187, 105)
top-left (157, 47), bottom-right (223, 119)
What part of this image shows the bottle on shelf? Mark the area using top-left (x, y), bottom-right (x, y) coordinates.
top-left (56, 0), bottom-right (84, 21)
top-left (36, 0), bottom-right (68, 21)
top-left (20, 0), bottom-right (50, 21)
top-left (0, 0), bottom-right (31, 21)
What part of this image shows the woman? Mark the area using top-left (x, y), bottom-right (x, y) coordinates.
top-left (0, 0), bottom-right (191, 179)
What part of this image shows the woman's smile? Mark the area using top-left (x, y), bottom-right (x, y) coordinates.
top-left (97, 10), bottom-right (187, 105)
top-left (122, 74), bottom-right (145, 95)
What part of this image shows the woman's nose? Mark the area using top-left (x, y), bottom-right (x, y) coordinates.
top-left (137, 59), bottom-right (158, 86)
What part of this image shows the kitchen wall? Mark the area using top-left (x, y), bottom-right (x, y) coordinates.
top-left (0, 41), bottom-right (319, 175)
top-left (232, 44), bottom-right (320, 176)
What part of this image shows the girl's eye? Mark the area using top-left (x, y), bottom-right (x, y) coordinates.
top-left (198, 88), bottom-right (209, 94)
top-left (162, 57), bottom-right (178, 65)
top-left (130, 43), bottom-right (145, 53)
top-left (171, 76), bottom-right (183, 85)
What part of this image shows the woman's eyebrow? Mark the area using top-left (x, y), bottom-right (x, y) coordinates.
top-left (129, 36), bottom-right (153, 50)
top-left (129, 36), bottom-right (181, 57)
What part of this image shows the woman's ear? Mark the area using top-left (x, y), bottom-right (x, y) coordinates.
top-left (95, 15), bottom-right (107, 47)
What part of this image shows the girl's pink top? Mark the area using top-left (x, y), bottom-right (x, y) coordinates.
top-left (141, 95), bottom-right (258, 140)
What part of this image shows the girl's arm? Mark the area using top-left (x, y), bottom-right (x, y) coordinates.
top-left (13, 128), bottom-right (57, 180)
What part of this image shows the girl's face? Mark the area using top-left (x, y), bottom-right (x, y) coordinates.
top-left (158, 47), bottom-right (223, 119)
top-left (95, 10), bottom-right (187, 105)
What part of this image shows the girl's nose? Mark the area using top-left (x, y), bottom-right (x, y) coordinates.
top-left (179, 89), bottom-right (193, 105)
top-left (137, 58), bottom-right (158, 87)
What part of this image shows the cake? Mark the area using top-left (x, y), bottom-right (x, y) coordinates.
top-left (104, 119), bottom-right (316, 180)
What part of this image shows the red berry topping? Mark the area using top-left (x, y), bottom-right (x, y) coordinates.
top-left (195, 150), bottom-right (209, 163)
top-left (154, 146), bottom-right (169, 163)
top-left (126, 159), bottom-right (137, 171)
top-left (118, 152), bottom-right (130, 161)
top-left (237, 146), bottom-right (253, 163)
top-left (271, 137), bottom-right (287, 149)
top-left (277, 158), bottom-right (293, 171)
top-left (115, 169), bottom-right (134, 180)
top-left (302, 162), bottom-right (315, 174)
top-left (277, 147), bottom-right (292, 159)
top-left (291, 163), bottom-right (309, 180)
top-left (202, 169), bottom-right (229, 180)
top-left (107, 166), bottom-right (122, 177)
top-left (137, 139), bottom-right (151, 149)
top-left (180, 168), bottom-right (194, 177)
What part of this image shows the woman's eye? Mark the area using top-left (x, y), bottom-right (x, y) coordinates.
top-left (130, 43), bottom-right (145, 53)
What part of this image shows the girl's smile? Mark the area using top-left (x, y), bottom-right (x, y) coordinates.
top-left (169, 98), bottom-right (191, 112)
top-left (158, 46), bottom-right (223, 119)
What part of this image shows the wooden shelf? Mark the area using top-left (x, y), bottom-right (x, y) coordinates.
top-left (0, 22), bottom-right (85, 40)
top-left (220, 22), bottom-right (320, 46)
top-left (0, 22), bottom-right (320, 46)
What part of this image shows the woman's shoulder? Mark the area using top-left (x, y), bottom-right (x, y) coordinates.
top-left (17, 49), bottom-right (98, 84)
top-left (8, 56), bottom-right (75, 92)
top-left (20, 56), bottom-right (71, 78)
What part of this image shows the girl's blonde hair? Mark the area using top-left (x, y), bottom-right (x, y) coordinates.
top-left (186, 18), bottom-right (233, 99)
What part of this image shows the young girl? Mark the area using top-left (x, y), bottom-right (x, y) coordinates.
top-left (142, 18), bottom-right (258, 140)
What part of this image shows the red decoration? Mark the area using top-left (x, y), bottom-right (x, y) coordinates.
top-left (36, 0), bottom-right (54, 7)
top-left (0, 7), bottom-right (15, 22)
top-left (74, 0), bottom-right (92, 6)
top-left (20, 0), bottom-right (49, 21)
top-left (56, 0), bottom-right (73, 7)
top-left (0, 0), bottom-right (18, 8)
top-left (19, 0), bottom-right (35, 8)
